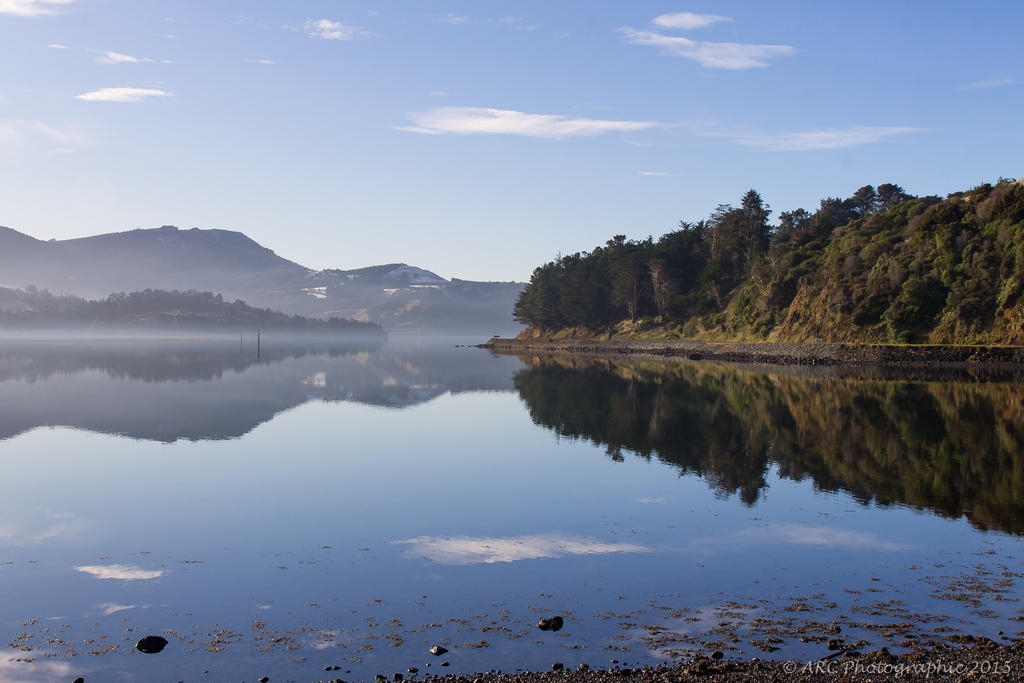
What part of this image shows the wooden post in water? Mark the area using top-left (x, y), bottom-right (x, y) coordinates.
top-left (257, 328), bottom-right (261, 359)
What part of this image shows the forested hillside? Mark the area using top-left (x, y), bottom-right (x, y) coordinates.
top-left (514, 178), bottom-right (1024, 344)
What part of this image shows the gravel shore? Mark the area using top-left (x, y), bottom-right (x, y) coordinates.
top-left (482, 338), bottom-right (1024, 367)
top-left (349, 639), bottom-right (1024, 682)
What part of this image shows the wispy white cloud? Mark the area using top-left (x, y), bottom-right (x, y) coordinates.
top-left (434, 13), bottom-right (469, 25)
top-left (399, 106), bottom-right (658, 139)
top-left (394, 533), bottom-right (652, 565)
top-left (93, 50), bottom-right (153, 64)
top-left (74, 87), bottom-right (171, 103)
top-left (961, 76), bottom-right (1017, 90)
top-left (652, 12), bottom-right (732, 30)
top-left (304, 18), bottom-right (368, 41)
top-left (735, 125), bottom-right (922, 151)
top-left (0, 119), bottom-right (68, 147)
top-left (246, 58), bottom-right (276, 65)
top-left (0, 0), bottom-right (72, 17)
top-left (620, 27), bottom-right (794, 69)
top-left (75, 563), bottom-right (164, 580)
top-left (498, 16), bottom-right (537, 31)
top-left (47, 42), bottom-right (69, 49)
top-left (636, 172), bottom-right (674, 178)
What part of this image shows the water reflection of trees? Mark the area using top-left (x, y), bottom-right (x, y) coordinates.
top-left (513, 356), bottom-right (1024, 534)
top-left (0, 339), bottom-right (383, 383)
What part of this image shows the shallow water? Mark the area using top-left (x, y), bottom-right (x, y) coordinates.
top-left (1, 339), bottom-right (1022, 681)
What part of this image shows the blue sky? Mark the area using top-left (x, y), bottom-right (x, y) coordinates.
top-left (1, 0), bottom-right (1021, 281)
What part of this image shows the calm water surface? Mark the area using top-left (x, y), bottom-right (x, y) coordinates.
top-left (1, 339), bottom-right (1022, 682)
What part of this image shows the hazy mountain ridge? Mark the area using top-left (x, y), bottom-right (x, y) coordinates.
top-left (0, 225), bottom-right (524, 335)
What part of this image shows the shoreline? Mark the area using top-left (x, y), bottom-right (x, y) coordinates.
top-left (360, 638), bottom-right (1024, 682)
top-left (481, 337), bottom-right (1024, 367)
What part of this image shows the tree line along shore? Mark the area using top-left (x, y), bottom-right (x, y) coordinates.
top-left (511, 178), bottom-right (1024, 347)
top-left (0, 287), bottom-right (383, 335)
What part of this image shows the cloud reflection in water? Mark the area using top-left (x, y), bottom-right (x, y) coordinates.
top-left (0, 510), bottom-right (91, 546)
top-left (739, 524), bottom-right (912, 552)
top-left (97, 602), bottom-right (136, 615)
top-left (394, 534), bottom-right (652, 565)
top-left (0, 652), bottom-right (74, 683)
top-left (74, 564), bottom-right (165, 580)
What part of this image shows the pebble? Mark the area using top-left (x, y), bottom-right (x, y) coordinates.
top-left (537, 616), bottom-right (564, 632)
top-left (430, 645), bottom-right (448, 656)
top-left (135, 635), bottom-right (168, 654)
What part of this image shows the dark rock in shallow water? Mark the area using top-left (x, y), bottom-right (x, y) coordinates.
top-left (711, 651), bottom-right (724, 660)
top-left (259, 678), bottom-right (270, 683)
top-left (828, 638), bottom-right (845, 650)
top-left (73, 678), bottom-right (85, 683)
top-left (537, 615), bottom-right (564, 631)
top-left (135, 635), bottom-right (168, 654)
top-left (407, 667), bottom-right (418, 673)
top-left (430, 645), bottom-right (448, 656)
top-left (552, 662), bottom-right (564, 671)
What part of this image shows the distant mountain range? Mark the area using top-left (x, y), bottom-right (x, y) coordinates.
top-left (0, 225), bottom-right (525, 335)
